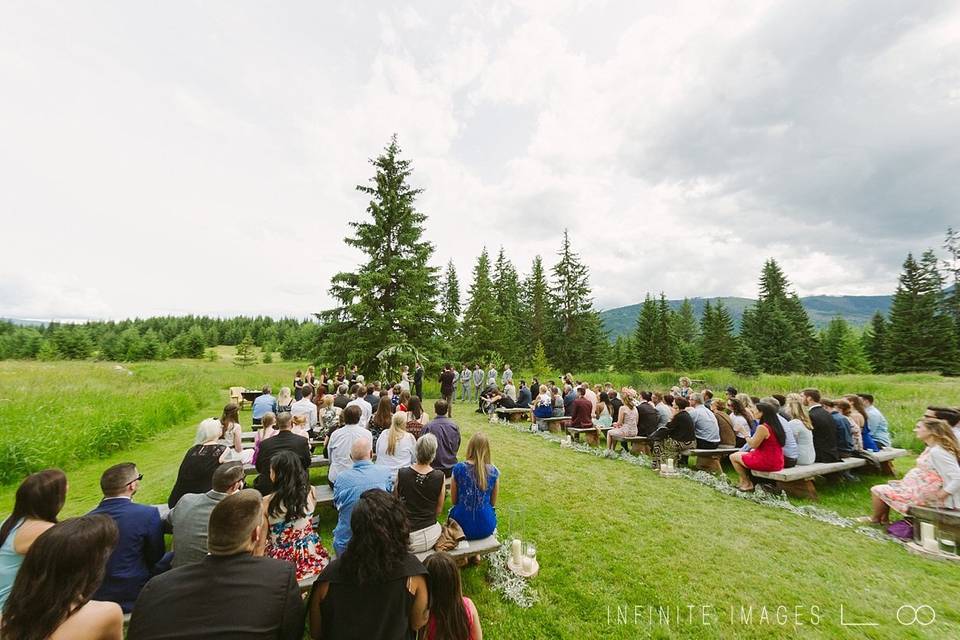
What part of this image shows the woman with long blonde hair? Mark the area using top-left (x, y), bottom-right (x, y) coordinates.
top-left (862, 418), bottom-right (960, 524)
top-left (449, 433), bottom-right (499, 542)
top-left (784, 393), bottom-right (815, 466)
top-left (375, 413), bottom-right (416, 482)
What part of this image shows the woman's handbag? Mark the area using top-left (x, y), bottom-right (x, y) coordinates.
top-left (433, 517), bottom-right (466, 552)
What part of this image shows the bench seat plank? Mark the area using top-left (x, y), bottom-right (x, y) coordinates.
top-left (415, 534), bottom-right (501, 562)
top-left (855, 448), bottom-right (909, 477)
top-left (751, 457), bottom-right (867, 500)
top-left (244, 455), bottom-right (329, 476)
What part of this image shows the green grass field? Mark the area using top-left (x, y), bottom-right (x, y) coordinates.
top-left (1, 357), bottom-right (958, 638)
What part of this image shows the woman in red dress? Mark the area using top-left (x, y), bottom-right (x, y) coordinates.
top-left (729, 403), bottom-right (786, 492)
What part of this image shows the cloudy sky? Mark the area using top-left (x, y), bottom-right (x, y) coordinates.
top-left (2, 1), bottom-right (958, 321)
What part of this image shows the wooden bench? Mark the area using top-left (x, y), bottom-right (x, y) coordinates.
top-left (678, 447), bottom-right (740, 473)
top-left (313, 484), bottom-right (335, 507)
top-left (751, 457), bottom-right (867, 500)
top-left (539, 416), bottom-right (570, 434)
top-left (907, 505), bottom-right (960, 557)
top-left (855, 447), bottom-right (909, 477)
top-left (241, 438), bottom-right (321, 451)
top-left (610, 434), bottom-right (651, 456)
top-left (568, 425), bottom-right (611, 446)
top-left (244, 455), bottom-right (329, 476)
top-left (495, 407), bottom-right (532, 422)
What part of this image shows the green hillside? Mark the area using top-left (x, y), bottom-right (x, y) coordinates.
top-left (600, 295), bottom-right (893, 339)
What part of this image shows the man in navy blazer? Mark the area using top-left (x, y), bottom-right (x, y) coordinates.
top-left (88, 462), bottom-right (165, 612)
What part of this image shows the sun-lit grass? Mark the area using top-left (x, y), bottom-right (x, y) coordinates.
top-left (1, 359), bottom-right (959, 638)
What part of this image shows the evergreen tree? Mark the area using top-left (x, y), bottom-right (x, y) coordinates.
top-left (234, 334), bottom-right (258, 368)
top-left (530, 340), bottom-right (552, 378)
top-left (837, 332), bottom-right (872, 374)
top-left (655, 294), bottom-right (679, 369)
top-left (548, 230), bottom-right (605, 372)
top-left (886, 251), bottom-right (960, 373)
top-left (318, 136), bottom-right (441, 370)
top-left (440, 260), bottom-right (461, 341)
top-left (700, 300), bottom-right (737, 368)
top-left (522, 256), bottom-right (550, 355)
top-left (732, 343), bottom-right (760, 376)
top-left (633, 295), bottom-right (659, 370)
top-left (861, 311), bottom-right (889, 373)
top-left (459, 248), bottom-right (501, 362)
top-left (672, 298), bottom-right (701, 369)
top-left (820, 316), bottom-right (850, 372)
top-left (943, 227), bottom-right (960, 338)
top-left (492, 248), bottom-right (524, 366)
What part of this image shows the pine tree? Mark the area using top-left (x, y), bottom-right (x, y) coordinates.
top-left (440, 260), bottom-right (461, 341)
top-left (655, 293), bottom-right (679, 369)
top-left (318, 136), bottom-right (441, 370)
top-left (233, 334), bottom-right (258, 368)
top-left (673, 298), bottom-right (701, 369)
top-left (548, 230), bottom-right (605, 372)
top-left (522, 256), bottom-right (550, 355)
top-left (820, 316), bottom-right (850, 372)
top-left (530, 340), bottom-right (552, 378)
top-left (861, 311), bottom-right (889, 373)
top-left (492, 248), bottom-right (524, 366)
top-left (886, 251), bottom-right (960, 373)
top-left (459, 248), bottom-right (501, 362)
top-left (732, 343), bottom-right (760, 376)
top-left (837, 332), bottom-right (872, 374)
top-left (700, 300), bottom-right (737, 368)
top-left (633, 295), bottom-right (659, 370)
top-left (943, 227), bottom-right (960, 338)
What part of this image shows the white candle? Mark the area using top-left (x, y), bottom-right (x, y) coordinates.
top-left (511, 539), bottom-right (522, 564)
top-left (920, 522), bottom-right (938, 552)
top-left (667, 458), bottom-right (675, 471)
top-left (522, 555), bottom-right (533, 572)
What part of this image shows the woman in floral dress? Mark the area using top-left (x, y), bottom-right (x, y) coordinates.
top-left (262, 450), bottom-right (330, 581)
top-left (862, 418), bottom-right (960, 525)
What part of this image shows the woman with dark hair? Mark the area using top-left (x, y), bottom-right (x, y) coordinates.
top-left (308, 489), bottom-right (429, 640)
top-left (1, 514), bottom-right (121, 640)
top-left (262, 450), bottom-right (330, 581)
top-left (219, 403), bottom-right (243, 456)
top-left (405, 395), bottom-right (429, 439)
top-left (727, 397), bottom-right (753, 448)
top-left (651, 396), bottom-right (696, 471)
top-left (0, 468), bottom-right (68, 611)
top-left (370, 396), bottom-right (394, 448)
top-left (729, 403), bottom-right (786, 491)
top-left (423, 552), bottom-right (482, 640)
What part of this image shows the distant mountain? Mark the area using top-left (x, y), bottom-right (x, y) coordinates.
top-left (599, 295), bottom-right (893, 339)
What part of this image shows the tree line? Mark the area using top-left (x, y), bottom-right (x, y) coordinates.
top-left (3, 137), bottom-right (958, 378)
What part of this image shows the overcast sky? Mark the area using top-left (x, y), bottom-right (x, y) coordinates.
top-left (2, 1), bottom-right (958, 321)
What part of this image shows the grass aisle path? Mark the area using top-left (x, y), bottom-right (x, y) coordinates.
top-left (2, 384), bottom-right (956, 639)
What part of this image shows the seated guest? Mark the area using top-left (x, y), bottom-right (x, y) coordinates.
top-left (87, 463), bottom-right (164, 612)
top-left (702, 389), bottom-right (714, 409)
top-left (725, 386), bottom-right (738, 400)
top-left (347, 385), bottom-right (373, 428)
top-left (369, 396), bottom-right (395, 447)
top-left (254, 411), bottom-right (278, 446)
top-left (376, 413), bottom-right (417, 482)
top-left (727, 398), bottom-right (753, 447)
top-left (0, 468), bottom-right (67, 611)
top-left (167, 419), bottom-right (230, 508)
top-left (760, 396), bottom-right (799, 468)
top-left (449, 433), bottom-right (499, 541)
top-left (397, 390), bottom-right (411, 413)
top-left (364, 384), bottom-right (381, 413)
top-left (251, 385), bottom-right (278, 427)
top-left (263, 451), bottom-right (330, 581)
top-left (551, 386), bottom-right (565, 417)
top-left (332, 437), bottom-right (393, 555)
top-left (846, 394), bottom-right (880, 451)
top-left (219, 403), bottom-right (243, 458)
top-left (291, 413), bottom-right (312, 440)
top-left (309, 490), bottom-right (428, 640)
top-left (318, 395), bottom-right (339, 440)
top-left (729, 403), bottom-right (786, 492)
top-left (785, 393), bottom-right (816, 466)
top-left (503, 380), bottom-right (517, 402)
top-left (532, 385), bottom-right (554, 424)
top-left (291, 384), bottom-right (319, 431)
top-left (254, 412), bottom-right (312, 495)
top-left (327, 405), bottom-right (372, 487)
top-left (650, 397), bottom-right (696, 470)
top-left (835, 398), bottom-right (863, 451)
top-left (605, 390), bottom-right (638, 453)
top-left (570, 385), bottom-right (594, 429)
top-left (653, 392), bottom-right (671, 430)
top-left (405, 396), bottom-right (429, 438)
top-left (516, 380), bottom-right (532, 408)
top-left (926, 406), bottom-right (960, 440)
top-left (166, 462), bottom-right (244, 568)
top-left (802, 388), bottom-right (840, 463)
top-left (562, 384), bottom-right (576, 417)
top-left (609, 390), bottom-right (624, 425)
top-left (1, 515), bottom-right (122, 640)
top-left (333, 384), bottom-right (351, 409)
top-left (711, 401), bottom-right (737, 447)
top-left (128, 490), bottom-right (304, 640)
top-left (689, 392), bottom-right (721, 450)
top-left (277, 386), bottom-right (294, 413)
top-left (637, 391), bottom-right (660, 437)
top-left (822, 399), bottom-right (856, 457)
top-left (422, 401), bottom-right (461, 477)
top-left (423, 552), bottom-right (483, 640)
top-left (858, 393), bottom-right (891, 447)
top-left (863, 418), bottom-right (960, 525)
top-left (593, 392), bottom-right (613, 428)
top-left (396, 434), bottom-right (446, 553)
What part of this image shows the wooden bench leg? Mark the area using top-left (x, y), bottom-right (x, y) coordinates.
top-left (695, 456), bottom-right (722, 474)
top-left (629, 441), bottom-right (650, 456)
top-left (879, 460), bottom-right (897, 477)
top-left (547, 421), bottom-right (562, 434)
top-left (583, 431), bottom-right (599, 447)
top-left (776, 479), bottom-right (818, 500)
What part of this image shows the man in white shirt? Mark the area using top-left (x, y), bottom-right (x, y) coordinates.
top-left (346, 385), bottom-right (372, 428)
top-left (688, 392), bottom-right (720, 449)
top-left (290, 384), bottom-right (318, 428)
top-left (327, 405), bottom-right (372, 486)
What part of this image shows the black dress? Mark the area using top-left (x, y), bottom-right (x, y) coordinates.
top-left (167, 443), bottom-right (227, 508)
top-left (396, 467), bottom-right (444, 531)
top-left (315, 553), bottom-right (427, 640)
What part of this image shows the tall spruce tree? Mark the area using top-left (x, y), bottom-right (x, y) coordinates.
top-left (492, 248), bottom-right (524, 366)
top-left (441, 260), bottom-right (461, 331)
top-left (318, 136), bottom-right (441, 370)
top-left (837, 332), bottom-right (872, 374)
top-left (523, 256), bottom-right (550, 356)
top-left (656, 293), bottom-right (680, 369)
top-left (459, 248), bottom-right (501, 362)
top-left (861, 311), bottom-right (889, 373)
top-left (820, 316), bottom-right (850, 372)
top-left (633, 295), bottom-right (660, 370)
top-left (700, 300), bottom-right (737, 368)
top-left (548, 230), bottom-right (606, 371)
top-left (886, 251), bottom-right (960, 373)
top-left (672, 297), bottom-right (701, 369)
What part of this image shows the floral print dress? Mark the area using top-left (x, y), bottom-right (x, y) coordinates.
top-left (265, 508), bottom-right (330, 581)
top-left (872, 449), bottom-right (944, 514)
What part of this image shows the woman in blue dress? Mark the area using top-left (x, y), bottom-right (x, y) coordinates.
top-left (449, 432), bottom-right (500, 541)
